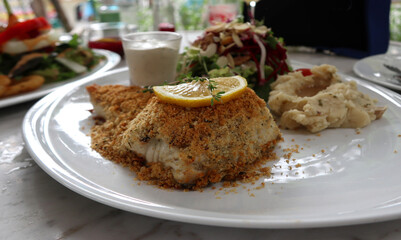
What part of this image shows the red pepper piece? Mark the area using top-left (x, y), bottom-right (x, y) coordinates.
top-left (0, 17), bottom-right (51, 46)
top-left (296, 68), bottom-right (313, 76)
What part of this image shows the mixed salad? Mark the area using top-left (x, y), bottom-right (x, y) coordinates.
top-left (0, 34), bottom-right (103, 82)
top-left (0, 0), bottom-right (103, 98)
top-left (177, 19), bottom-right (291, 100)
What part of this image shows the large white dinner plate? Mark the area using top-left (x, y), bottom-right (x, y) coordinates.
top-left (22, 61), bottom-right (401, 229)
top-left (353, 53), bottom-right (401, 91)
top-left (0, 49), bottom-right (120, 108)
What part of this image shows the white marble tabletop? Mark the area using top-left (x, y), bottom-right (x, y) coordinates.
top-left (2, 44), bottom-right (401, 240)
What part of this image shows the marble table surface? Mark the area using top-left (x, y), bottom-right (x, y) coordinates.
top-left (2, 44), bottom-right (401, 240)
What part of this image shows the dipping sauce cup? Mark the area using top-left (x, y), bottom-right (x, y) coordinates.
top-left (87, 22), bottom-right (137, 57)
top-left (122, 32), bottom-right (182, 87)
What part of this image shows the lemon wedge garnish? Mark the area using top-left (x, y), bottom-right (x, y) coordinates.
top-left (153, 76), bottom-right (248, 108)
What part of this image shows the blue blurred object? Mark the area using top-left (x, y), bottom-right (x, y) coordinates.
top-left (76, 1), bottom-right (96, 21)
top-left (245, 0), bottom-right (391, 59)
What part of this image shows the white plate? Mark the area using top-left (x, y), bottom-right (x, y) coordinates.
top-left (22, 62), bottom-right (401, 229)
top-left (353, 54), bottom-right (401, 91)
top-left (0, 49), bottom-right (120, 108)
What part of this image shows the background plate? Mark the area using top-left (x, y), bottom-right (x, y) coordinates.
top-left (353, 54), bottom-right (401, 91)
top-left (0, 49), bottom-right (120, 108)
top-left (22, 62), bottom-right (401, 229)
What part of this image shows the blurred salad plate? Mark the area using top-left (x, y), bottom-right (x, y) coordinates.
top-left (0, 0), bottom-right (120, 108)
top-left (0, 49), bottom-right (120, 108)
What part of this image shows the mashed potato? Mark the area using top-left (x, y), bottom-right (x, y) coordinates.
top-left (268, 64), bottom-right (386, 133)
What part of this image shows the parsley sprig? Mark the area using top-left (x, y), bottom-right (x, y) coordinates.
top-left (207, 79), bottom-right (225, 106)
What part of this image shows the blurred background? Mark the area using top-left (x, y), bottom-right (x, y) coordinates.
top-left (0, 0), bottom-right (397, 58)
top-left (1, 0), bottom-right (399, 34)
top-left (0, 0), bottom-right (242, 32)
top-left (390, 0), bottom-right (401, 41)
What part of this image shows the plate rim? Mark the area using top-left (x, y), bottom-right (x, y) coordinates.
top-left (353, 54), bottom-right (401, 91)
top-left (0, 49), bottom-right (121, 109)
top-left (22, 61), bottom-right (401, 229)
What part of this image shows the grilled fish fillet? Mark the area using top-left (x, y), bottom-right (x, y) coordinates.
top-left (86, 84), bottom-right (153, 120)
top-left (121, 88), bottom-right (281, 186)
top-left (87, 85), bottom-right (281, 189)
top-left (86, 84), bottom-right (154, 165)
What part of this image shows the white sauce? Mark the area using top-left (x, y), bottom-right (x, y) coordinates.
top-left (124, 40), bottom-right (179, 86)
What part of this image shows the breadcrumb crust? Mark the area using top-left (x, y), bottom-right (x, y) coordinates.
top-left (87, 84), bottom-right (280, 190)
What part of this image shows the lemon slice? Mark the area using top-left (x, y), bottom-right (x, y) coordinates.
top-left (153, 76), bottom-right (248, 108)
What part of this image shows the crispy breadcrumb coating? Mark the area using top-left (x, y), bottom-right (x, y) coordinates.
top-left (87, 85), bottom-right (281, 189)
top-left (122, 88), bottom-right (281, 185)
top-left (86, 84), bottom-right (153, 167)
